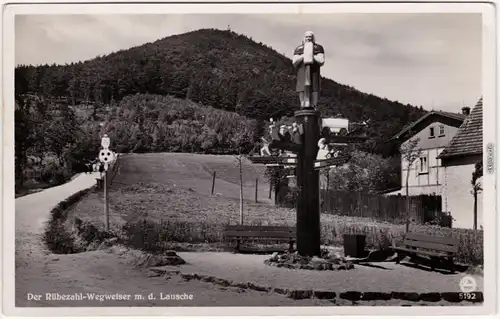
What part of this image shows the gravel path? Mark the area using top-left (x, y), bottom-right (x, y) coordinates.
top-left (159, 252), bottom-right (484, 293)
top-left (12, 174), bottom-right (325, 309)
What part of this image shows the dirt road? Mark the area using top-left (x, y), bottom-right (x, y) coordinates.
top-left (13, 173), bottom-right (325, 308)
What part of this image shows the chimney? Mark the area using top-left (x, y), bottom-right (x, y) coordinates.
top-left (462, 107), bottom-right (471, 115)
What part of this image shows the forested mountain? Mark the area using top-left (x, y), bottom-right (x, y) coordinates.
top-left (15, 28), bottom-right (426, 156)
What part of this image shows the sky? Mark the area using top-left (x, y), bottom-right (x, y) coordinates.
top-left (15, 13), bottom-right (482, 113)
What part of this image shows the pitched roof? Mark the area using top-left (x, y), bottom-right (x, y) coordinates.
top-left (438, 97), bottom-right (483, 159)
top-left (392, 110), bottom-right (466, 141)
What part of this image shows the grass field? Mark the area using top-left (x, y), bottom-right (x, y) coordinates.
top-left (111, 153), bottom-right (272, 202)
top-left (66, 152), bottom-right (483, 265)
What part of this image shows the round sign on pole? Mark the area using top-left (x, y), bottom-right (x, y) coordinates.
top-left (101, 134), bottom-right (111, 149)
top-left (99, 148), bottom-right (115, 164)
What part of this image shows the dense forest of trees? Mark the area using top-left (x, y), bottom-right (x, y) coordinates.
top-left (14, 93), bottom-right (260, 192)
top-left (15, 28), bottom-right (426, 156)
top-left (102, 94), bottom-right (256, 154)
top-left (15, 94), bottom-right (103, 191)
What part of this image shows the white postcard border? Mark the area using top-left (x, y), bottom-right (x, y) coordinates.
top-left (2, 1), bottom-right (498, 318)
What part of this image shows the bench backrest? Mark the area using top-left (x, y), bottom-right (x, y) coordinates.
top-left (224, 225), bottom-right (296, 239)
top-left (403, 233), bottom-right (459, 254)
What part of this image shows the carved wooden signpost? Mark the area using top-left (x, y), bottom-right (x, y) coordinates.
top-left (248, 112), bottom-right (366, 257)
top-left (247, 30), bottom-right (368, 257)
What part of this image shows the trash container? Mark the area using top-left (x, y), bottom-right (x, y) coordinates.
top-left (343, 234), bottom-right (366, 258)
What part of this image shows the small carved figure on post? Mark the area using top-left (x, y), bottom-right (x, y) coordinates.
top-left (292, 31), bottom-right (325, 109)
top-left (279, 125), bottom-right (293, 143)
top-left (260, 137), bottom-right (271, 157)
top-left (290, 122), bottom-right (302, 144)
top-left (316, 138), bottom-right (330, 160)
top-left (269, 118), bottom-right (280, 141)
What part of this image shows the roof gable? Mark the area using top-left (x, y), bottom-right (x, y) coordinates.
top-left (438, 98), bottom-right (483, 159)
top-left (392, 111), bottom-right (466, 142)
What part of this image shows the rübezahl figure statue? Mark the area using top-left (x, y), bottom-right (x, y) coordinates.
top-left (293, 31), bottom-right (325, 109)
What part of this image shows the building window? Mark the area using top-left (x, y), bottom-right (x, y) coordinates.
top-left (429, 127), bottom-right (435, 138)
top-left (439, 125), bottom-right (445, 136)
top-left (418, 156), bottom-right (428, 174)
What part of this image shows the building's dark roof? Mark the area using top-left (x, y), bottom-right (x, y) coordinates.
top-left (392, 110), bottom-right (466, 141)
top-left (438, 97), bottom-right (483, 159)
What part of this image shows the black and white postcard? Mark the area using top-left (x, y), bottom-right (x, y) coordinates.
top-left (2, 1), bottom-right (497, 318)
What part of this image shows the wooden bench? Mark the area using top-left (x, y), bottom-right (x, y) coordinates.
top-left (390, 233), bottom-right (460, 273)
top-left (224, 225), bottom-right (296, 253)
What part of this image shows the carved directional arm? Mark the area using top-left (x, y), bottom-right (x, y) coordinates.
top-left (247, 156), bottom-right (297, 166)
top-left (269, 140), bottom-right (302, 153)
top-left (314, 155), bottom-right (351, 170)
top-left (323, 135), bottom-right (368, 144)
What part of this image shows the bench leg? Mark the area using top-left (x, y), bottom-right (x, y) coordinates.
top-left (430, 257), bottom-right (436, 271)
top-left (396, 252), bottom-right (402, 264)
top-left (288, 241), bottom-right (293, 253)
top-left (447, 257), bottom-right (455, 274)
top-left (235, 239), bottom-right (240, 253)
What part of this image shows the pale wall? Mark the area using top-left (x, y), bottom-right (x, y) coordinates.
top-left (401, 148), bottom-right (445, 196)
top-left (399, 120), bottom-right (459, 196)
top-left (442, 163), bottom-right (483, 229)
top-left (400, 120), bottom-right (460, 151)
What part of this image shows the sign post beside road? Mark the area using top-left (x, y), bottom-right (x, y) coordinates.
top-left (247, 114), bottom-right (366, 257)
top-left (98, 134), bottom-right (115, 231)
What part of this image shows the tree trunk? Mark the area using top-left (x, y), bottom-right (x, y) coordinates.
top-left (325, 170), bottom-right (330, 213)
top-left (274, 179), bottom-right (279, 205)
top-left (239, 158), bottom-right (244, 225)
top-left (473, 190), bottom-right (478, 230)
top-left (405, 166), bottom-right (411, 231)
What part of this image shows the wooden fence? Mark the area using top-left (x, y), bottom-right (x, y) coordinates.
top-left (319, 190), bottom-right (442, 225)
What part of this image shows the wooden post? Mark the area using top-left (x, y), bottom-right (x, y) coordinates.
top-left (239, 159), bottom-right (243, 225)
top-left (211, 171), bottom-right (216, 195)
top-left (268, 180), bottom-right (272, 199)
top-left (255, 178), bottom-right (258, 203)
top-left (473, 191), bottom-right (478, 230)
top-left (274, 178), bottom-right (279, 206)
top-left (104, 171), bottom-right (109, 231)
top-left (325, 170), bottom-right (330, 213)
top-left (295, 109), bottom-right (321, 257)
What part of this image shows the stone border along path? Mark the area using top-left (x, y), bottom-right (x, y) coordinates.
top-left (149, 268), bottom-right (483, 304)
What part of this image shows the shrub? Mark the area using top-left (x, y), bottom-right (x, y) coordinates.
top-left (43, 187), bottom-right (94, 253)
top-left (120, 219), bottom-right (225, 253)
top-left (43, 185), bottom-right (116, 253)
top-left (117, 217), bottom-right (482, 265)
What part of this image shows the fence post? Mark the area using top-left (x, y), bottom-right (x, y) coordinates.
top-left (211, 171), bottom-right (216, 195)
top-left (405, 196), bottom-right (412, 233)
top-left (255, 178), bottom-right (258, 203)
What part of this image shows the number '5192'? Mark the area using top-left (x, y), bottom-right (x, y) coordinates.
top-left (459, 292), bottom-right (476, 300)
